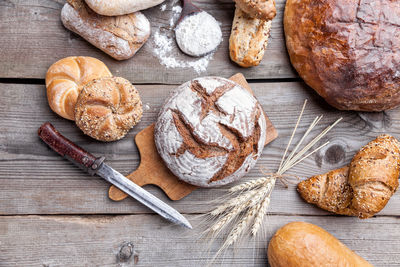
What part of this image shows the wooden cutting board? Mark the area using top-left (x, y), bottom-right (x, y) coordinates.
top-left (108, 73), bottom-right (278, 201)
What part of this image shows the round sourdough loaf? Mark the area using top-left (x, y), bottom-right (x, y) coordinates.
top-left (154, 77), bottom-right (267, 187)
top-left (75, 77), bottom-right (142, 141)
top-left (284, 0), bottom-right (400, 111)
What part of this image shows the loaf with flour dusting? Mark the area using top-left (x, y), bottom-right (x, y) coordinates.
top-left (61, 0), bottom-right (150, 60)
top-left (154, 77), bottom-right (267, 187)
top-left (85, 0), bottom-right (166, 16)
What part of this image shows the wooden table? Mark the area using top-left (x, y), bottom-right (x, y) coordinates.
top-left (1, 0), bottom-right (399, 266)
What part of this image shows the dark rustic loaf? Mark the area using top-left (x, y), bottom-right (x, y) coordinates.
top-left (284, 0), bottom-right (400, 111)
top-left (154, 77), bottom-right (267, 187)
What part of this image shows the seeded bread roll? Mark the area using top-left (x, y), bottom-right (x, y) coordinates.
top-left (46, 56), bottom-right (112, 120)
top-left (61, 0), bottom-right (150, 60)
top-left (234, 0), bottom-right (276, 21)
top-left (75, 77), bottom-right (143, 141)
top-left (229, 7), bottom-right (272, 68)
top-left (85, 0), bottom-right (166, 16)
top-left (298, 134), bottom-right (400, 218)
top-left (154, 77), bottom-right (267, 187)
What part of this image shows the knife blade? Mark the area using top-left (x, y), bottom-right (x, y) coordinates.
top-left (38, 122), bottom-right (192, 229)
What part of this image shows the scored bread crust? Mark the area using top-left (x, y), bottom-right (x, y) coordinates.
top-left (234, 0), bottom-right (276, 21)
top-left (75, 77), bottom-right (143, 141)
top-left (85, 0), bottom-right (166, 16)
top-left (229, 7), bottom-right (272, 68)
top-left (61, 0), bottom-right (150, 60)
top-left (298, 134), bottom-right (400, 219)
top-left (45, 56), bottom-right (112, 120)
top-left (154, 77), bottom-right (267, 187)
top-left (284, 0), bottom-right (400, 111)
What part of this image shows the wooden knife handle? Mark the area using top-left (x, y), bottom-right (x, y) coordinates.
top-left (38, 122), bottom-right (104, 175)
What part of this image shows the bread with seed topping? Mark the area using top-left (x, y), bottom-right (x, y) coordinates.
top-left (298, 134), bottom-right (400, 218)
top-left (75, 77), bottom-right (143, 141)
top-left (229, 7), bottom-right (272, 68)
top-left (154, 77), bottom-right (267, 187)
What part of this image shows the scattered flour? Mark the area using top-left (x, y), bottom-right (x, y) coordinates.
top-left (175, 11), bottom-right (222, 57)
top-left (150, 1), bottom-right (216, 74)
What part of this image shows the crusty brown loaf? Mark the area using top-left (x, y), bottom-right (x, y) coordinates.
top-left (45, 56), bottom-right (112, 120)
top-left (154, 77), bottom-right (267, 187)
top-left (229, 7), bottom-right (272, 68)
top-left (268, 222), bottom-right (373, 267)
top-left (75, 77), bottom-right (142, 141)
top-left (298, 135), bottom-right (400, 219)
top-left (234, 0), bottom-right (276, 21)
top-left (61, 0), bottom-right (150, 60)
top-left (284, 0), bottom-right (400, 111)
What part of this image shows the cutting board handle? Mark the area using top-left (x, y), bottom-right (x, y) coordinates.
top-left (108, 125), bottom-right (197, 201)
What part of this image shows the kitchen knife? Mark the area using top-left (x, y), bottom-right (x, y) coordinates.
top-left (38, 122), bottom-right (192, 229)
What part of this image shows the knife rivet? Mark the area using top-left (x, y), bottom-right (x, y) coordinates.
top-left (92, 163), bottom-right (98, 169)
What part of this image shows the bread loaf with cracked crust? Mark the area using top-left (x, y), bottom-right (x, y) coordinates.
top-left (61, 0), bottom-right (150, 60)
top-left (85, 0), bottom-right (166, 16)
top-left (46, 56), bottom-right (112, 120)
top-left (298, 134), bottom-right (400, 218)
top-left (154, 77), bottom-right (267, 187)
top-left (284, 0), bottom-right (400, 111)
top-left (75, 77), bottom-right (143, 141)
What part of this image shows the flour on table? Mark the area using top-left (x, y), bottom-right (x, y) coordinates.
top-left (150, 1), bottom-right (217, 74)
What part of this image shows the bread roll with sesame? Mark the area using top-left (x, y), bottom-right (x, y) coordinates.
top-left (298, 134), bottom-right (400, 218)
top-left (75, 77), bottom-right (143, 141)
top-left (46, 56), bottom-right (112, 120)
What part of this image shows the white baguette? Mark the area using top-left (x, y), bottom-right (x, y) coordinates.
top-left (85, 0), bottom-right (166, 16)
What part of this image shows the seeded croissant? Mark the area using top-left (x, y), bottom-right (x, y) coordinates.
top-left (298, 134), bottom-right (400, 219)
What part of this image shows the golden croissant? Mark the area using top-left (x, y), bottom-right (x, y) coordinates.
top-left (298, 134), bottom-right (400, 219)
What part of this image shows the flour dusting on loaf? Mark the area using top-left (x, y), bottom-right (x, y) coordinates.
top-left (61, 0), bottom-right (150, 60)
top-left (155, 77), bottom-right (267, 187)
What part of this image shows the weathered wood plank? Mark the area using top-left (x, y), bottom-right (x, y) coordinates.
top-left (0, 0), bottom-right (295, 83)
top-left (1, 82), bottom-right (400, 216)
top-left (0, 214), bottom-right (399, 266)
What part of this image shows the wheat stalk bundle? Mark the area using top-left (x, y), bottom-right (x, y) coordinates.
top-left (204, 100), bottom-right (342, 255)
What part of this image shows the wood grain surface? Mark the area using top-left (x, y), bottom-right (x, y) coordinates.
top-left (2, 82), bottom-right (400, 216)
top-left (0, 0), bottom-right (295, 83)
top-left (1, 215), bottom-right (399, 266)
top-left (2, 0), bottom-right (400, 266)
